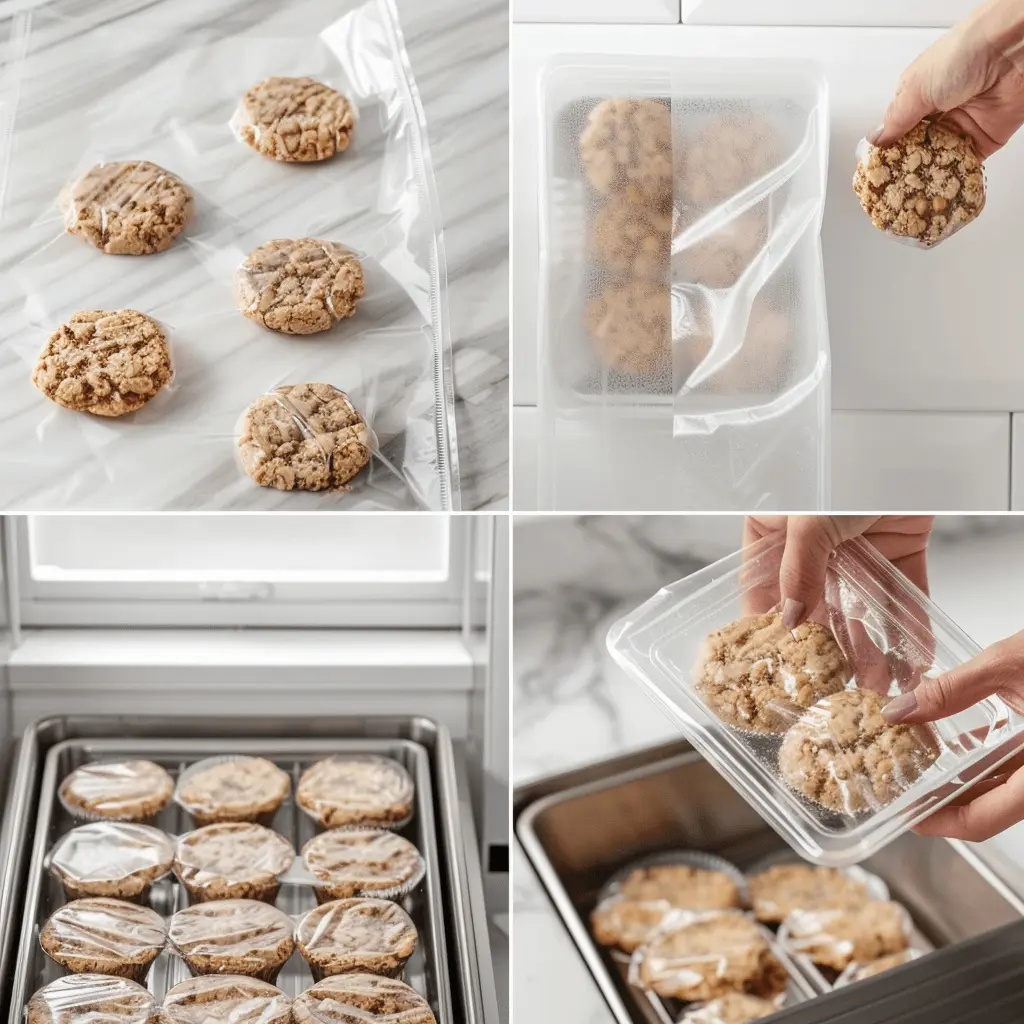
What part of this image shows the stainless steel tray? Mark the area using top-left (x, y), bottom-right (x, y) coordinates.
top-left (515, 740), bottom-right (1024, 1024)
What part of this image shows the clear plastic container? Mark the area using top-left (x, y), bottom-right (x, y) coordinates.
top-left (607, 535), bottom-right (1024, 865)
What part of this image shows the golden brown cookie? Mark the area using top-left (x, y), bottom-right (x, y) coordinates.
top-left (580, 98), bottom-right (672, 202)
top-left (589, 196), bottom-right (671, 281)
top-left (591, 898), bottom-right (676, 954)
top-left (778, 689), bottom-right (940, 813)
top-left (693, 613), bottom-right (850, 735)
top-left (853, 121), bottom-right (985, 247)
top-left (292, 975), bottom-right (437, 1024)
top-left (302, 828), bottom-right (424, 904)
top-left (237, 76), bottom-right (355, 163)
top-left (60, 160), bottom-right (193, 254)
top-left (33, 310), bottom-right (172, 418)
top-left (177, 757), bottom-right (290, 826)
top-left (27, 975), bottom-right (158, 1024)
top-left (162, 976), bottom-right (293, 1024)
top-left (849, 948), bottom-right (921, 981)
top-left (585, 280), bottom-right (670, 375)
top-left (235, 238), bottom-right (365, 335)
top-left (679, 118), bottom-right (778, 206)
top-left (679, 994), bottom-right (779, 1024)
top-left (237, 383), bottom-right (372, 492)
top-left (781, 901), bottom-right (910, 972)
top-left (297, 756), bottom-right (414, 828)
top-left (59, 760), bottom-right (174, 821)
top-left (748, 864), bottom-right (870, 924)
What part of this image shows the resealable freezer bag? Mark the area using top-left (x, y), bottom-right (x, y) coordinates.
top-left (537, 56), bottom-right (829, 510)
top-left (0, 0), bottom-right (457, 510)
top-left (607, 535), bottom-right (1024, 866)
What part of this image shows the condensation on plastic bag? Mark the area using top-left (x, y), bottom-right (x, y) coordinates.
top-left (607, 535), bottom-right (1024, 866)
top-left (296, 754), bottom-right (415, 830)
top-left (58, 759), bottom-right (175, 823)
top-left (301, 827), bottom-right (426, 904)
top-left (163, 975), bottom-right (293, 1024)
top-left (26, 974), bottom-right (159, 1024)
top-left (291, 974), bottom-right (438, 1024)
top-left (174, 755), bottom-right (291, 826)
top-left (678, 993), bottom-right (784, 1024)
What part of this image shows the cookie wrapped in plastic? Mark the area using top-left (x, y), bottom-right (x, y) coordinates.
top-left (297, 755), bottom-right (414, 828)
top-left (58, 760), bottom-right (174, 822)
top-left (175, 756), bottom-right (291, 826)
top-left (589, 196), bottom-right (671, 281)
top-left (26, 975), bottom-right (159, 1024)
top-left (779, 900), bottom-right (913, 972)
top-left (291, 974), bottom-right (437, 1024)
top-left (836, 947), bottom-right (925, 986)
top-left (162, 975), bottom-right (293, 1024)
top-left (747, 863), bottom-right (878, 925)
top-left (678, 994), bottom-right (781, 1024)
top-left (302, 828), bottom-right (425, 903)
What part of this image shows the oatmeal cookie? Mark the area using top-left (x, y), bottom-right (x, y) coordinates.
top-left (237, 76), bottom-right (355, 163)
top-left (292, 975), bottom-right (437, 1024)
top-left (849, 948), bottom-right (921, 982)
top-left (33, 310), bottom-right (172, 418)
top-left (59, 760), bottom-right (174, 821)
top-left (59, 160), bottom-right (193, 255)
top-left (162, 976), bottom-right (293, 1024)
top-left (168, 899), bottom-right (294, 982)
top-left (238, 383), bottom-right (372, 492)
top-left (693, 612), bottom-right (850, 735)
top-left (781, 901), bottom-right (911, 972)
top-left (679, 994), bottom-right (779, 1024)
top-left (302, 828), bottom-right (424, 904)
top-left (234, 238), bottom-right (364, 335)
top-left (174, 822), bottom-right (295, 903)
top-left (591, 898), bottom-right (676, 954)
top-left (39, 897), bottom-right (166, 983)
top-left (176, 757), bottom-right (290, 826)
top-left (49, 822), bottom-right (174, 902)
top-left (590, 196), bottom-right (671, 281)
top-left (579, 98), bottom-right (672, 202)
top-left (296, 897), bottom-right (418, 979)
top-left (634, 911), bottom-right (788, 1002)
top-left (679, 118), bottom-right (778, 206)
top-left (778, 689), bottom-right (940, 813)
top-left (585, 280), bottom-right (670, 375)
top-left (676, 209), bottom-right (767, 289)
top-left (748, 864), bottom-right (870, 924)
top-left (853, 120), bottom-right (985, 246)
top-left (297, 756), bottom-right (414, 828)
top-left (27, 975), bottom-right (158, 1024)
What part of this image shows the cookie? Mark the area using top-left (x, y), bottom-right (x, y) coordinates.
top-left (679, 994), bottom-right (779, 1024)
top-left (292, 975), bottom-right (437, 1024)
top-left (580, 98), bottom-right (673, 203)
top-left (781, 901), bottom-right (911, 972)
top-left (591, 898), bottom-right (676, 954)
top-left (177, 757), bottom-right (291, 826)
top-left (585, 280), bottom-right (670, 375)
top-left (162, 976), bottom-right (293, 1024)
top-left (234, 238), bottom-right (365, 335)
top-left (237, 76), bottom-right (355, 163)
top-left (778, 689), bottom-right (940, 813)
top-left (590, 196), bottom-right (671, 281)
top-left (49, 822), bottom-right (174, 902)
top-left (853, 120), bottom-right (985, 246)
top-left (296, 897), bottom-right (418, 979)
top-left (693, 613), bottom-right (850, 735)
top-left (39, 897), bottom-right (167, 983)
top-left (634, 911), bottom-right (788, 1002)
top-left (33, 310), bottom-right (172, 418)
top-left (748, 864), bottom-right (870, 924)
top-left (59, 760), bottom-right (174, 821)
top-left (237, 383), bottom-right (372, 492)
top-left (302, 828), bottom-right (424, 904)
top-left (27, 975), bottom-right (158, 1024)
top-left (850, 948), bottom-right (921, 982)
top-left (174, 822), bottom-right (295, 903)
top-left (297, 756), bottom-right (414, 828)
top-left (60, 160), bottom-right (193, 255)
top-left (679, 118), bottom-right (778, 206)
top-left (676, 209), bottom-right (767, 289)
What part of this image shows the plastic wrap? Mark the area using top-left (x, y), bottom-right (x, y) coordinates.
top-left (58, 760), bottom-right (175, 823)
top-left (39, 896), bottom-right (167, 984)
top-left (296, 897), bottom-right (418, 981)
top-left (834, 947), bottom-right (926, 987)
top-left (175, 756), bottom-right (291, 826)
top-left (537, 56), bottom-right (829, 511)
top-left (301, 827), bottom-right (425, 904)
top-left (678, 994), bottom-right (782, 1024)
top-left (607, 534), bottom-right (1024, 865)
top-left (296, 755), bottom-right (414, 829)
top-left (291, 974), bottom-right (437, 1024)
top-left (0, 0), bottom-right (458, 511)
top-left (48, 822), bottom-right (174, 902)
top-left (26, 975), bottom-right (159, 1024)
top-left (162, 975), bottom-right (294, 1024)
top-left (745, 860), bottom-right (888, 925)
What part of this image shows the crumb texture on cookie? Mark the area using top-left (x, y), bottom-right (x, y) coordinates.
top-left (174, 822), bottom-right (294, 902)
top-left (678, 118), bottom-right (778, 206)
top-left (297, 755), bottom-right (414, 828)
top-left (590, 196), bottom-right (671, 281)
top-left (302, 828), bottom-right (424, 902)
top-left (162, 975), bottom-right (293, 1024)
top-left (585, 281), bottom-right (670, 375)
top-left (748, 864), bottom-right (870, 924)
top-left (58, 759), bottom-right (174, 821)
top-left (291, 974), bottom-right (437, 1024)
top-left (850, 948), bottom-right (920, 982)
top-left (679, 993), bottom-right (779, 1024)
top-left (781, 900), bottom-right (911, 972)
top-left (33, 310), bottom-right (172, 418)
top-left (177, 756), bottom-right (290, 825)
top-left (27, 975), bottom-right (158, 1024)
top-left (237, 77), bottom-right (355, 162)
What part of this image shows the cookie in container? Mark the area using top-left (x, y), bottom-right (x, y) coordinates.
top-left (26, 975), bottom-right (160, 1024)
top-left (175, 756), bottom-right (291, 826)
top-left (59, 760), bottom-right (174, 823)
top-left (301, 827), bottom-right (425, 904)
top-left (291, 974), bottom-right (437, 1024)
top-left (296, 755), bottom-right (414, 828)
top-left (162, 975), bottom-right (293, 1024)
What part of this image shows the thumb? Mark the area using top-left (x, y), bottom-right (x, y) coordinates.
top-left (871, 68), bottom-right (933, 147)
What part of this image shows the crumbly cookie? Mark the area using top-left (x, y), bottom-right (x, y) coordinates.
top-left (592, 898), bottom-right (676, 954)
top-left (59, 760), bottom-right (174, 821)
top-left (676, 209), bottom-right (767, 289)
top-left (177, 757), bottom-right (290, 826)
top-left (60, 160), bottom-right (193, 255)
top-left (579, 98), bottom-right (673, 203)
top-left (162, 976), bottom-right (293, 1024)
top-left (302, 828), bottom-right (424, 904)
top-left (49, 822), bottom-right (174, 902)
top-left (748, 864), bottom-right (869, 924)
top-left (296, 897), bottom-right (418, 979)
top-left (33, 310), bottom-right (172, 418)
top-left (679, 994), bottom-right (779, 1024)
top-left (297, 756), bottom-right (414, 828)
top-left (634, 911), bottom-right (788, 1002)
top-left (174, 822), bottom-right (295, 903)
top-left (782, 901), bottom-right (910, 972)
top-left (693, 613), bottom-right (850, 735)
top-left (585, 281), bottom-right (670, 375)
top-left (778, 689), bottom-right (940, 813)
top-left (238, 383), bottom-right (372, 492)
top-left (168, 899), bottom-right (295, 982)
top-left (590, 196), bottom-right (671, 281)
top-left (292, 975), bottom-right (437, 1024)
top-left (39, 897), bottom-right (167, 983)
top-left (234, 238), bottom-right (365, 335)
top-left (850, 948), bottom-right (920, 981)
top-left (27, 975), bottom-right (158, 1024)
top-left (853, 120), bottom-right (985, 247)
top-left (679, 118), bottom-right (778, 206)
top-left (237, 76), bottom-right (355, 163)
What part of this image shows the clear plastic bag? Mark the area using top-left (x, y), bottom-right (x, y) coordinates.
top-left (678, 993), bottom-right (783, 1024)
top-left (58, 759), bottom-right (175, 823)
top-left (292, 974), bottom-right (438, 1024)
top-left (834, 947), bottom-right (926, 987)
top-left (26, 975), bottom-right (159, 1024)
top-left (607, 534), bottom-right (1024, 865)
top-left (301, 827), bottom-right (426, 904)
top-left (162, 976), bottom-right (293, 1024)
top-left (537, 56), bottom-right (829, 510)
top-left (296, 754), bottom-right (415, 829)
top-left (174, 755), bottom-right (291, 826)
top-left (0, 0), bottom-right (458, 510)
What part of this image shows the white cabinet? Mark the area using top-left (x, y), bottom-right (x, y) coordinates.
top-left (681, 1), bottom-right (974, 25)
top-left (513, 0), bottom-right (679, 23)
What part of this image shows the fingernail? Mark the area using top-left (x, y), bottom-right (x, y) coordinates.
top-left (782, 599), bottom-right (806, 630)
top-left (867, 123), bottom-right (884, 144)
top-left (883, 692), bottom-right (918, 724)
